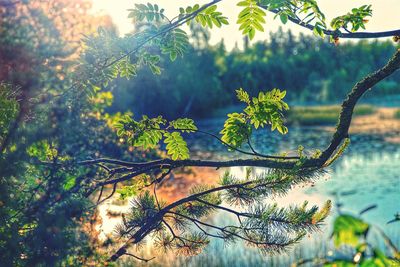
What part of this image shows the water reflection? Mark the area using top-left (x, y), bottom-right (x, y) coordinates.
top-left (102, 123), bottom-right (400, 266)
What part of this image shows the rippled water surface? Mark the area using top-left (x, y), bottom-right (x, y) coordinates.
top-left (119, 119), bottom-right (400, 266)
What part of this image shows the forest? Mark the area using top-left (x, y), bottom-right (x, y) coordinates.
top-left (0, 0), bottom-right (399, 266)
top-left (111, 29), bottom-right (400, 119)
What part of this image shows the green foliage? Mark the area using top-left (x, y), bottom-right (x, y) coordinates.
top-left (115, 191), bottom-right (158, 239)
top-left (115, 87), bottom-right (289, 158)
top-left (1, 0), bottom-right (397, 264)
top-left (169, 118), bottom-right (198, 132)
top-left (114, 115), bottom-right (197, 160)
top-left (111, 34), bottom-right (228, 119)
top-left (117, 57), bottom-right (137, 79)
top-left (117, 175), bottom-right (150, 200)
top-left (237, 0), bottom-right (267, 40)
top-left (220, 168), bottom-right (324, 206)
top-left (331, 5), bottom-right (372, 32)
top-left (221, 88), bottom-right (289, 148)
top-left (113, 30), bottom-right (400, 119)
top-left (164, 132), bottom-right (190, 160)
top-left (358, 248), bottom-right (398, 267)
top-left (141, 52), bottom-right (162, 75)
top-left (324, 138), bottom-right (350, 167)
top-left (245, 88), bottom-right (289, 132)
top-left (259, 0), bottom-right (327, 38)
top-left (332, 214), bottom-right (369, 247)
top-left (63, 174), bottom-right (77, 191)
top-left (312, 210), bottom-right (400, 266)
top-left (175, 185), bottom-right (222, 219)
top-left (128, 3), bottom-right (166, 23)
top-left (117, 169), bottom-right (332, 257)
top-left (258, 0), bottom-right (373, 41)
top-left (27, 140), bottom-right (58, 161)
top-left (179, 4), bottom-right (228, 29)
top-left (236, 88), bottom-right (251, 104)
top-left (0, 84), bottom-right (19, 144)
top-left (159, 29), bottom-right (190, 62)
top-left (220, 112), bottom-right (252, 148)
top-left (117, 115), bottom-right (165, 149)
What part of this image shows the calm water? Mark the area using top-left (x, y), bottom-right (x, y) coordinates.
top-left (118, 119), bottom-right (400, 266)
top-left (188, 119), bottom-right (400, 224)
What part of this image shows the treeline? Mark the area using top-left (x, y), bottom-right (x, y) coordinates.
top-left (109, 28), bottom-right (400, 119)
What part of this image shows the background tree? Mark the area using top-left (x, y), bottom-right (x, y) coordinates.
top-left (0, 1), bottom-right (147, 265)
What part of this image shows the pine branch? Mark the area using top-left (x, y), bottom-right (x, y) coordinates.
top-left (108, 170), bottom-right (329, 261)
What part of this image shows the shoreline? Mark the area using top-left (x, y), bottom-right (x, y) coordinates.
top-left (321, 107), bottom-right (400, 143)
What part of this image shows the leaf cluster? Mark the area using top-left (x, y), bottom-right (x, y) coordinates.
top-left (237, 0), bottom-right (267, 40)
top-left (220, 88), bottom-right (289, 148)
top-left (331, 5), bottom-right (372, 32)
top-left (179, 4), bottom-right (229, 29)
top-left (128, 3), bottom-right (166, 23)
top-left (114, 115), bottom-right (198, 160)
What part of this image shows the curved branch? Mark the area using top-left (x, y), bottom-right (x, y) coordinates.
top-left (124, 253), bottom-right (155, 262)
top-left (101, 0), bottom-right (223, 70)
top-left (318, 49), bottom-right (400, 163)
top-left (263, 7), bottom-right (400, 39)
top-left (108, 175), bottom-right (309, 261)
top-left (77, 49), bottom-right (400, 184)
top-left (163, 127), bottom-right (299, 160)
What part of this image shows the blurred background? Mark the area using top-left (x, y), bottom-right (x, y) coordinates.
top-left (0, 0), bottom-right (399, 266)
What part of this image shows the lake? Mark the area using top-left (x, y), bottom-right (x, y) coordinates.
top-left (107, 119), bottom-right (400, 266)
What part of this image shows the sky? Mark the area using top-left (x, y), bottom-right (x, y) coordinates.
top-left (91, 0), bottom-right (399, 49)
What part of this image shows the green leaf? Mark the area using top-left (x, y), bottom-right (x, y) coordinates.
top-left (161, 29), bottom-right (189, 62)
top-left (242, 88), bottom-right (289, 133)
top-left (220, 113), bottom-right (251, 148)
top-left (332, 214), bottom-right (369, 247)
top-left (149, 64), bottom-right (161, 75)
top-left (117, 185), bottom-right (138, 200)
top-left (63, 175), bottom-right (76, 191)
top-left (180, 4), bottom-right (228, 29)
top-left (170, 118), bottom-right (198, 132)
top-left (236, 0), bottom-right (266, 40)
top-left (132, 129), bottom-right (163, 149)
top-left (280, 13), bottom-right (288, 24)
top-left (128, 2), bottom-right (166, 22)
top-left (360, 248), bottom-right (398, 267)
top-left (170, 51), bottom-right (177, 61)
top-left (164, 132), bottom-right (190, 160)
top-left (236, 88), bottom-right (250, 104)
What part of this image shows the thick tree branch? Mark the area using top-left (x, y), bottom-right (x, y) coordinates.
top-left (319, 49), bottom-right (400, 162)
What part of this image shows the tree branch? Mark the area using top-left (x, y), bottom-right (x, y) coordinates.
top-left (38, 50), bottom-right (400, 190)
top-left (262, 7), bottom-right (400, 39)
top-left (318, 49), bottom-right (400, 163)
